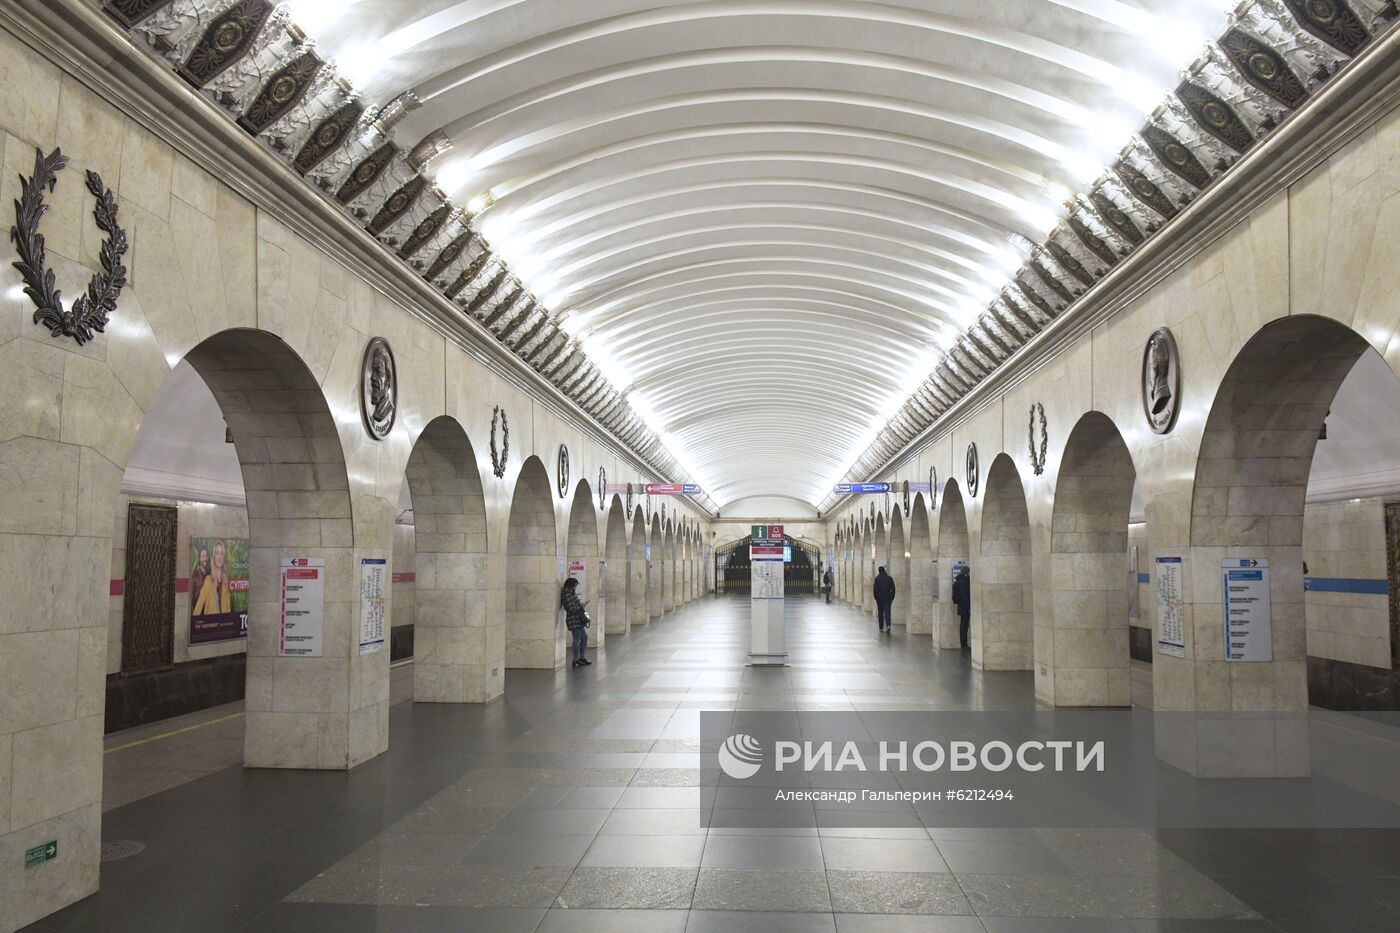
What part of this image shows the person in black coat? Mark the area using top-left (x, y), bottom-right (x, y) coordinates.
top-left (561, 577), bottom-right (591, 668)
top-left (872, 566), bottom-right (896, 634)
top-left (822, 567), bottom-right (834, 604)
top-left (952, 565), bottom-right (971, 649)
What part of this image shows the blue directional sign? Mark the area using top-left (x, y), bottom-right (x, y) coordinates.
top-left (834, 482), bottom-right (891, 495)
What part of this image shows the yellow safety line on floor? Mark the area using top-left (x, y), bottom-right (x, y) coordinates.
top-left (104, 711), bottom-right (245, 754)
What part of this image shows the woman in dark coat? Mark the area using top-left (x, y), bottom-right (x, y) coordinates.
top-left (561, 577), bottom-right (591, 668)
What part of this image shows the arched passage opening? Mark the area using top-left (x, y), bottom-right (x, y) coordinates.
top-left (851, 523), bottom-right (862, 610)
top-left (937, 480), bottom-right (970, 651)
top-left (833, 530), bottom-right (844, 602)
top-left (565, 480), bottom-right (601, 650)
top-left (111, 329), bottom-right (383, 769)
top-left (1173, 315), bottom-right (1383, 775)
top-left (867, 514), bottom-right (886, 614)
top-left (686, 527), bottom-right (696, 602)
top-left (648, 514), bottom-right (663, 621)
top-left (604, 496), bottom-right (629, 636)
top-left (685, 527), bottom-right (696, 603)
top-left (403, 416), bottom-right (491, 703)
top-left (978, 454), bottom-right (1034, 671)
top-left (888, 510), bottom-right (909, 629)
top-left (629, 508), bottom-right (648, 627)
top-left (505, 457), bottom-right (561, 670)
top-left (1048, 412), bottom-right (1137, 707)
top-left (1304, 345), bottom-right (1400, 709)
top-left (908, 495), bottom-right (935, 636)
top-left (662, 522), bottom-right (676, 613)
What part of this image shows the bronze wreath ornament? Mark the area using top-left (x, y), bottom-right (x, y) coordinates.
top-left (490, 406), bottom-right (510, 478)
top-left (10, 147), bottom-right (128, 346)
top-left (1029, 403), bottom-right (1048, 476)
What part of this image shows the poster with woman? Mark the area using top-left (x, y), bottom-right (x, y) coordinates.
top-left (189, 537), bottom-right (250, 643)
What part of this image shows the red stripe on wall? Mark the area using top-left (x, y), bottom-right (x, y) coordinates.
top-left (113, 579), bottom-right (191, 596)
top-left (391, 572), bottom-right (416, 583)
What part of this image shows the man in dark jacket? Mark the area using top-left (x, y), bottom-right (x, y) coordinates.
top-left (872, 566), bottom-right (896, 634)
top-left (952, 565), bottom-right (971, 649)
top-left (822, 567), bottom-right (834, 604)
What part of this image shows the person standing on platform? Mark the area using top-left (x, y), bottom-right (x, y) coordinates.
top-left (822, 566), bottom-right (834, 604)
top-left (873, 565), bottom-right (896, 634)
top-left (952, 565), bottom-right (971, 649)
top-left (562, 577), bottom-right (591, 668)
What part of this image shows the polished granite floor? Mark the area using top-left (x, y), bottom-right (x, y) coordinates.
top-left (29, 595), bottom-right (1400, 932)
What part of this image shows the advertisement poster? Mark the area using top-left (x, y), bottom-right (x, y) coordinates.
top-left (280, 557), bottom-right (325, 657)
top-left (1155, 556), bottom-right (1185, 658)
top-left (359, 558), bottom-right (386, 656)
top-left (1223, 558), bottom-right (1271, 661)
top-left (189, 537), bottom-right (250, 644)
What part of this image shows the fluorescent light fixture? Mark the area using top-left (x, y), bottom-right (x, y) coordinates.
top-left (1043, 181), bottom-right (1074, 206)
top-left (480, 211), bottom-right (562, 298)
top-left (465, 190), bottom-right (494, 214)
top-left (280, 0), bottom-right (361, 38)
top-left (559, 311), bottom-right (588, 337)
top-left (1020, 201), bottom-right (1062, 237)
top-left (627, 390), bottom-right (666, 435)
top-left (334, 41), bottom-right (384, 88)
top-left (583, 334), bottom-right (630, 391)
top-left (432, 159), bottom-right (472, 194)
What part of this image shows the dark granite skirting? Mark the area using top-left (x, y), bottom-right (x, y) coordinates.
top-left (105, 653), bottom-right (246, 733)
top-left (1308, 655), bottom-right (1400, 710)
top-left (1129, 625), bottom-right (1153, 663)
top-left (390, 624), bottom-right (414, 661)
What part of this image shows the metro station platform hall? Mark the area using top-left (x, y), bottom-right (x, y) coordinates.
top-left (7, 1), bottom-right (1400, 931)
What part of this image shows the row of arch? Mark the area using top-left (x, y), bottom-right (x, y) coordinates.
top-left (830, 314), bottom-right (1380, 712)
top-left (834, 410), bottom-right (1130, 703)
top-left (122, 328), bottom-right (709, 769)
top-left (403, 416), bottom-right (709, 694)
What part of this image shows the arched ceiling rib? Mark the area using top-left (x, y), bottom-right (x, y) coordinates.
top-left (318, 0), bottom-right (1224, 506)
top-left (125, 0), bottom-right (1393, 509)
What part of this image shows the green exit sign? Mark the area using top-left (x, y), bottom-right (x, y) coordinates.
top-left (25, 840), bottom-right (57, 868)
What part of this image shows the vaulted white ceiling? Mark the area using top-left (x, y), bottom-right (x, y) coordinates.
top-left (288, 0), bottom-right (1232, 507)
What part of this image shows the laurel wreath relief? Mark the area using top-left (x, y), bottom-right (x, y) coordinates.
top-left (490, 405), bottom-right (510, 478)
top-left (1029, 403), bottom-right (1049, 476)
top-left (10, 147), bottom-right (128, 346)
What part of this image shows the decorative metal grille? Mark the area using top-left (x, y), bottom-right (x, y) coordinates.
top-left (121, 504), bottom-right (178, 672)
top-left (1384, 502), bottom-right (1400, 669)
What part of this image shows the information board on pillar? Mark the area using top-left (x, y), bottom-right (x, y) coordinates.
top-left (568, 559), bottom-right (587, 597)
top-left (750, 524), bottom-right (785, 600)
top-left (280, 557), bottom-right (325, 658)
top-left (1222, 558), bottom-right (1271, 662)
top-left (1155, 556), bottom-right (1185, 658)
top-left (358, 557), bottom-right (386, 656)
